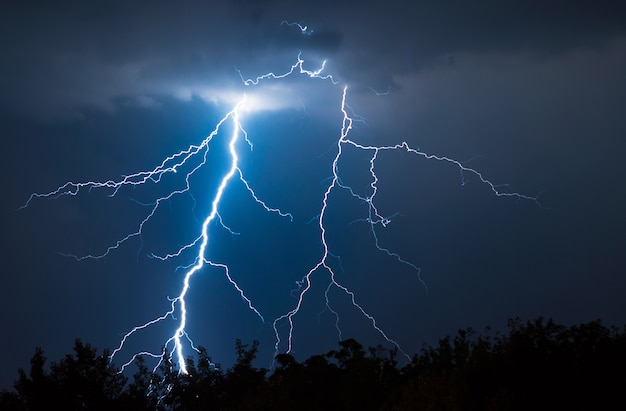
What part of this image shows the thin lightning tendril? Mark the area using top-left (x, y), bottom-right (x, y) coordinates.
top-left (21, 53), bottom-right (539, 375)
top-left (280, 20), bottom-right (314, 36)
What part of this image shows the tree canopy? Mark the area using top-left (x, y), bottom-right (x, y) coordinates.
top-left (1, 317), bottom-right (624, 410)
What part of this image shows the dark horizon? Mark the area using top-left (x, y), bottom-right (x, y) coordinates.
top-left (3, 316), bottom-right (624, 410)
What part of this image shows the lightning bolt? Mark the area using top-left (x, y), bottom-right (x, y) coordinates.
top-left (21, 52), bottom-right (540, 375)
top-left (281, 20), bottom-right (314, 36)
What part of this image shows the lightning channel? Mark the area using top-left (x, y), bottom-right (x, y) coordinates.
top-left (21, 52), bottom-right (540, 375)
top-left (280, 20), bottom-right (314, 35)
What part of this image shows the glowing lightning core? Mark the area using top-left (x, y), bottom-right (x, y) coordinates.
top-left (21, 53), bottom-right (539, 375)
top-left (160, 99), bottom-right (245, 374)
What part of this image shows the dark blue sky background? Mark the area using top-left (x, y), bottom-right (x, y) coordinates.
top-left (2, 0), bottom-right (626, 389)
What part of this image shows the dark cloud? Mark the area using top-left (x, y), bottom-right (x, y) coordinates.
top-left (3, 1), bottom-right (624, 118)
top-left (1, 1), bottom-right (347, 118)
top-left (318, 0), bottom-right (626, 88)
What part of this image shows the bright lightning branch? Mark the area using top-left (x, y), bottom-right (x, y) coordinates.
top-left (21, 54), bottom-right (539, 375)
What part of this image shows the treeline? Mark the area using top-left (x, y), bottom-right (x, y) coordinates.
top-left (1, 317), bottom-right (625, 410)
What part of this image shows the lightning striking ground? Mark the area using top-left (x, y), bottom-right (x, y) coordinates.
top-left (21, 53), bottom-right (539, 374)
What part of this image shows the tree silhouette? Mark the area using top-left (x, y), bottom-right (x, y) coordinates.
top-left (9, 340), bottom-right (126, 411)
top-left (1, 317), bottom-right (625, 410)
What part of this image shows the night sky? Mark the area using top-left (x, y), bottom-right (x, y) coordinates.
top-left (2, 0), bottom-right (626, 389)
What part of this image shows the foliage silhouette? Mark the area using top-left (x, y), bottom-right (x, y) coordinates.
top-left (1, 317), bottom-right (624, 410)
